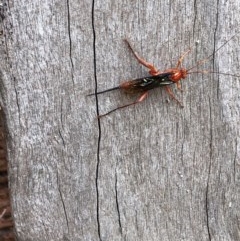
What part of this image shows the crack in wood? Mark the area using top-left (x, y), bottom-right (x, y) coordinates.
top-left (57, 171), bottom-right (69, 233)
top-left (66, 0), bottom-right (75, 87)
top-left (115, 171), bottom-right (122, 234)
top-left (91, 0), bottom-right (102, 240)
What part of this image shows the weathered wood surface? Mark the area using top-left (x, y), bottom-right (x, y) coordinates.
top-left (0, 0), bottom-right (240, 240)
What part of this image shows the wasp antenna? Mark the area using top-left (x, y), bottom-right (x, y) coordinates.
top-left (188, 71), bottom-right (240, 78)
top-left (187, 34), bottom-right (237, 72)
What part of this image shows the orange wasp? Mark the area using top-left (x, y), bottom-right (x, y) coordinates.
top-left (88, 36), bottom-right (238, 118)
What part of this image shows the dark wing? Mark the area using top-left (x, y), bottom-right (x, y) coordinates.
top-left (120, 72), bottom-right (174, 93)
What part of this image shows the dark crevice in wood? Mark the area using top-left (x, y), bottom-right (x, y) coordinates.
top-left (58, 129), bottom-right (66, 147)
top-left (57, 172), bottom-right (69, 233)
top-left (233, 139), bottom-right (237, 183)
top-left (12, 77), bottom-right (20, 126)
top-left (0, 108), bottom-right (15, 241)
top-left (60, 97), bottom-right (64, 130)
top-left (115, 171), bottom-right (122, 234)
top-left (205, 180), bottom-right (211, 241)
top-left (213, 0), bottom-right (220, 100)
top-left (66, 0), bottom-right (75, 87)
top-left (91, 0), bottom-right (102, 240)
top-left (206, 96), bottom-right (213, 241)
top-left (193, 0), bottom-right (197, 35)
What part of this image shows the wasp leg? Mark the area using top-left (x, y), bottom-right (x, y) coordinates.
top-left (176, 81), bottom-right (184, 92)
top-left (98, 91), bottom-right (149, 118)
top-left (124, 39), bottom-right (160, 76)
top-left (164, 86), bottom-right (183, 107)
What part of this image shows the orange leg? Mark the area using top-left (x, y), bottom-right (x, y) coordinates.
top-left (176, 81), bottom-right (183, 92)
top-left (124, 39), bottom-right (160, 76)
top-left (174, 48), bottom-right (192, 92)
top-left (98, 91), bottom-right (149, 118)
top-left (164, 86), bottom-right (183, 107)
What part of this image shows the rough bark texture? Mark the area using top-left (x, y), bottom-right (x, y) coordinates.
top-left (0, 0), bottom-right (240, 240)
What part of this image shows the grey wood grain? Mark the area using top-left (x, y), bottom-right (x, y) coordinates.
top-left (0, 0), bottom-right (239, 240)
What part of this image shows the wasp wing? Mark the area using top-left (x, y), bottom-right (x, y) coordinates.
top-left (120, 72), bottom-right (174, 93)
